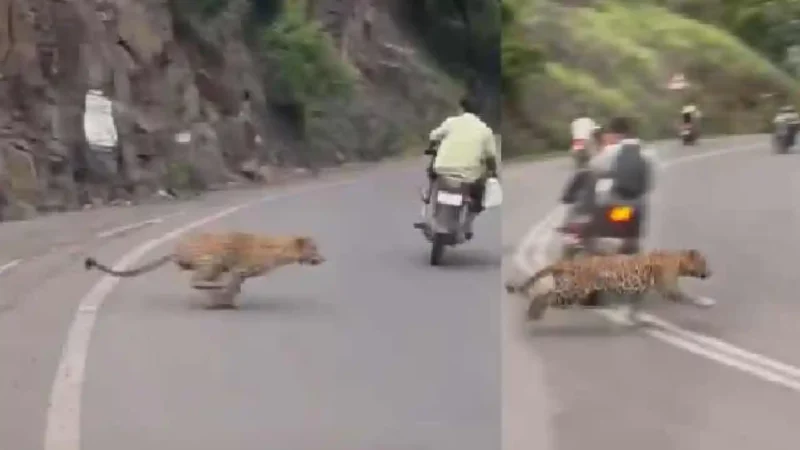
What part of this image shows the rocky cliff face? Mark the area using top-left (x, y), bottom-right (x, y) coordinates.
top-left (0, 0), bottom-right (460, 220)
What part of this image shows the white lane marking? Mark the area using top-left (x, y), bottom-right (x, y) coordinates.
top-left (95, 211), bottom-right (186, 239)
top-left (43, 178), bottom-right (357, 450)
top-left (0, 259), bottom-right (21, 275)
top-left (512, 143), bottom-right (800, 392)
top-left (95, 219), bottom-right (163, 238)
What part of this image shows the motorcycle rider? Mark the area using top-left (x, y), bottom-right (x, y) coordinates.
top-left (570, 108), bottom-right (599, 168)
top-left (559, 116), bottom-right (655, 245)
top-left (416, 96), bottom-right (499, 239)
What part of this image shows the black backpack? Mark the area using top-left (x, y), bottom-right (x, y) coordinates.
top-left (611, 141), bottom-right (650, 199)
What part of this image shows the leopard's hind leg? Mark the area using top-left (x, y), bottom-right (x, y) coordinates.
top-left (619, 292), bottom-right (647, 325)
top-left (190, 254), bottom-right (228, 290)
top-left (526, 291), bottom-right (552, 320)
top-left (206, 271), bottom-right (244, 310)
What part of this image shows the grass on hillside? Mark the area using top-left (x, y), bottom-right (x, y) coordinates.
top-left (502, 0), bottom-right (800, 157)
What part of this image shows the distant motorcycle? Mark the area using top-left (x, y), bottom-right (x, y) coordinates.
top-left (773, 121), bottom-right (798, 154)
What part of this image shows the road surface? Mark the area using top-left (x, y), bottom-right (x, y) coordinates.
top-left (1, 161), bottom-right (501, 450)
top-left (503, 134), bottom-right (800, 450)
top-left (3, 135), bottom-right (800, 450)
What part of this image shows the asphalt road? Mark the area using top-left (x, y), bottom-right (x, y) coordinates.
top-left (503, 134), bottom-right (800, 450)
top-left (1, 161), bottom-right (501, 450)
top-left (3, 134), bottom-right (800, 450)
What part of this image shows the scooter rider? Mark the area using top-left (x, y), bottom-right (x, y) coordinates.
top-left (681, 103), bottom-right (701, 130)
top-left (417, 96), bottom-right (499, 239)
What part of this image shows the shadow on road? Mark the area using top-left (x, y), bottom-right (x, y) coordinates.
top-left (406, 248), bottom-right (501, 270)
top-left (525, 321), bottom-right (641, 338)
top-left (188, 295), bottom-right (336, 316)
top-left (123, 293), bottom-right (337, 317)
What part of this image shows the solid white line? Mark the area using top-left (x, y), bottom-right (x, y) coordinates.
top-left (601, 308), bottom-right (800, 391)
top-left (95, 211), bottom-right (186, 239)
top-left (43, 178), bottom-right (357, 450)
top-left (0, 259), bottom-right (21, 275)
top-left (95, 219), bottom-right (163, 239)
top-left (512, 142), bottom-right (800, 391)
top-left (638, 312), bottom-right (800, 380)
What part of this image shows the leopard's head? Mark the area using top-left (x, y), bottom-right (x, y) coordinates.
top-left (679, 249), bottom-right (711, 279)
top-left (293, 236), bottom-right (326, 266)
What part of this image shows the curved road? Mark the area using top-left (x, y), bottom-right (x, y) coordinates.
top-left (2, 162), bottom-right (501, 450)
top-left (3, 135), bottom-right (800, 450)
top-left (504, 134), bottom-right (800, 450)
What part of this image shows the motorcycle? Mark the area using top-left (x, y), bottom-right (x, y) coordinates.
top-left (413, 142), bottom-right (476, 265)
top-left (414, 173), bottom-right (477, 265)
top-left (773, 121), bottom-right (798, 154)
top-left (679, 123), bottom-right (696, 146)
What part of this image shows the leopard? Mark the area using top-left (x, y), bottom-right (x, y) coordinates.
top-left (505, 249), bottom-right (713, 322)
top-left (84, 231), bottom-right (325, 309)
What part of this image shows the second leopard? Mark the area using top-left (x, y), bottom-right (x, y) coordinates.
top-left (505, 249), bottom-right (714, 322)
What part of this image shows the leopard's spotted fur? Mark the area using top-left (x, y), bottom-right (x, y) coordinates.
top-left (505, 249), bottom-right (711, 321)
top-left (84, 232), bottom-right (325, 308)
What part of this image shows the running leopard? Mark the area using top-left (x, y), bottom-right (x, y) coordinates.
top-left (84, 231), bottom-right (325, 309)
top-left (505, 249), bottom-right (714, 322)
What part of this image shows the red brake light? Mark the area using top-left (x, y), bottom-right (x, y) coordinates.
top-left (608, 206), bottom-right (633, 222)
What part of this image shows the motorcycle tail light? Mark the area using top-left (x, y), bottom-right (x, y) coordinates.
top-left (608, 206), bottom-right (633, 222)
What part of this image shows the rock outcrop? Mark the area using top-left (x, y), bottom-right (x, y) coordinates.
top-left (0, 0), bottom-right (461, 220)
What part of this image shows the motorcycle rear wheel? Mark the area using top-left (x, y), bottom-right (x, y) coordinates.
top-left (430, 234), bottom-right (446, 266)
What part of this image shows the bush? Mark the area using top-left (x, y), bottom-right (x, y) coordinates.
top-left (258, 9), bottom-right (355, 105)
top-left (172, 0), bottom-right (228, 18)
top-left (503, 1), bottom-right (800, 156)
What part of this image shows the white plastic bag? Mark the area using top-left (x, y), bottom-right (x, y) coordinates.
top-left (483, 177), bottom-right (503, 209)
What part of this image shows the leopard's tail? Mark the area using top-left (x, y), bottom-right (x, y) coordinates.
top-left (504, 264), bottom-right (560, 294)
top-left (84, 254), bottom-right (173, 277)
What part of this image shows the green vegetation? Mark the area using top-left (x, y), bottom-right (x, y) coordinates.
top-left (396, 0), bottom-right (502, 126)
top-left (258, 6), bottom-right (355, 105)
top-left (648, 0), bottom-right (800, 72)
top-left (502, 0), bottom-right (800, 157)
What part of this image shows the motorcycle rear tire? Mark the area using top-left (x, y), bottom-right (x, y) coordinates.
top-left (430, 234), bottom-right (446, 266)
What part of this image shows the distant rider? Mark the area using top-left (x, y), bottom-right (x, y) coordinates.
top-left (774, 104), bottom-right (800, 147)
top-left (681, 103), bottom-right (701, 128)
top-left (417, 96), bottom-right (499, 239)
top-left (774, 104), bottom-right (800, 126)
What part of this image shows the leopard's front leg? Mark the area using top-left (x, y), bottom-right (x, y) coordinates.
top-left (654, 270), bottom-right (714, 308)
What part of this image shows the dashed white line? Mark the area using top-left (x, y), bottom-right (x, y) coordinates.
top-left (512, 142), bottom-right (800, 392)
